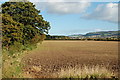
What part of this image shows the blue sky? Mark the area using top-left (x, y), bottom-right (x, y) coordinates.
top-left (1, 0), bottom-right (119, 35)
top-left (40, 5), bottom-right (117, 35)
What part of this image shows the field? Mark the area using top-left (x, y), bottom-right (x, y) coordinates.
top-left (22, 41), bottom-right (119, 78)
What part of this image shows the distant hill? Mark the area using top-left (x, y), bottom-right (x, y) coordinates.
top-left (46, 30), bottom-right (119, 41)
top-left (69, 30), bottom-right (119, 38)
top-left (68, 34), bottom-right (83, 37)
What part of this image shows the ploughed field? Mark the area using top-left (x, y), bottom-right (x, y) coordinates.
top-left (22, 41), bottom-right (119, 78)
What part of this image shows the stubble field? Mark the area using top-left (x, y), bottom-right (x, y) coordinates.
top-left (22, 41), bottom-right (119, 78)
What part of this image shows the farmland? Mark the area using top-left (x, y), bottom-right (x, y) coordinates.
top-left (22, 41), bottom-right (119, 78)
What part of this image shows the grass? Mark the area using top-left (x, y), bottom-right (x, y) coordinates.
top-left (0, 51), bottom-right (2, 79)
top-left (2, 50), bottom-right (24, 78)
top-left (55, 65), bottom-right (115, 78)
top-left (2, 43), bottom-right (37, 78)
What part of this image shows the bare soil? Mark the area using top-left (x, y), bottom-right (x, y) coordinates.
top-left (22, 41), bottom-right (119, 78)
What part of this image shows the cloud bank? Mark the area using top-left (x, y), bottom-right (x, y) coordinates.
top-left (34, 2), bottom-right (91, 14)
top-left (30, 0), bottom-right (119, 2)
top-left (83, 3), bottom-right (118, 23)
top-left (33, 1), bottom-right (118, 23)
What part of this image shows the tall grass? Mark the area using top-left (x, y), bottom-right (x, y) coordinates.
top-left (55, 65), bottom-right (117, 78)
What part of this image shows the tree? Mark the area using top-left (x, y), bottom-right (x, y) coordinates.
top-left (2, 0), bottom-right (50, 48)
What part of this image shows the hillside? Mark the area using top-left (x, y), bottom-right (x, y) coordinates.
top-left (69, 30), bottom-right (119, 38)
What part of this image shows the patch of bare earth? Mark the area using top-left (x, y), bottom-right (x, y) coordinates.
top-left (22, 41), bottom-right (119, 78)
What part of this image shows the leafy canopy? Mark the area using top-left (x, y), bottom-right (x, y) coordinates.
top-left (2, 0), bottom-right (50, 48)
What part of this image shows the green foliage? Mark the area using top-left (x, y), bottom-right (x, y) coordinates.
top-left (2, 1), bottom-right (50, 78)
top-left (2, 1), bottom-right (50, 53)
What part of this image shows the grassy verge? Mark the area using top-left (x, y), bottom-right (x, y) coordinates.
top-left (3, 51), bottom-right (23, 78)
top-left (2, 43), bottom-right (38, 78)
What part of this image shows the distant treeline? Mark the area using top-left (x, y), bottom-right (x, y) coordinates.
top-left (45, 35), bottom-right (70, 40)
top-left (45, 35), bottom-right (120, 41)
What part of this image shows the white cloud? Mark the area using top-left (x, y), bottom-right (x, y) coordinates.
top-left (30, 0), bottom-right (119, 2)
top-left (83, 3), bottom-right (118, 23)
top-left (33, 1), bottom-right (91, 14)
top-left (94, 29), bottom-right (111, 32)
top-left (32, 1), bottom-right (118, 24)
top-left (94, 29), bottom-right (103, 31)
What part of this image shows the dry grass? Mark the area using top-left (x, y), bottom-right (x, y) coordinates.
top-left (32, 66), bottom-right (41, 72)
top-left (55, 65), bottom-right (115, 78)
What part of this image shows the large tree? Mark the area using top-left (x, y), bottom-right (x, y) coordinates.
top-left (2, 0), bottom-right (50, 47)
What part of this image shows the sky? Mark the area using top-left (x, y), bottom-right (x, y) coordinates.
top-left (0, 0), bottom-right (119, 35)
